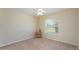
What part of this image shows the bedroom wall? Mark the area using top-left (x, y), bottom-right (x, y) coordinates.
top-left (0, 9), bottom-right (36, 47)
top-left (75, 9), bottom-right (79, 47)
top-left (0, 9), bottom-right (6, 45)
top-left (39, 9), bottom-right (79, 46)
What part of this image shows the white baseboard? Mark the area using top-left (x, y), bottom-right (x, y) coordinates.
top-left (45, 37), bottom-right (78, 47)
top-left (0, 36), bottom-right (34, 47)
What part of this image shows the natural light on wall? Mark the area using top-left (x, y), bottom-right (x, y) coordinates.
top-left (45, 19), bottom-right (58, 34)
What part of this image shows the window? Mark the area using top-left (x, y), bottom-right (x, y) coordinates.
top-left (45, 19), bottom-right (58, 34)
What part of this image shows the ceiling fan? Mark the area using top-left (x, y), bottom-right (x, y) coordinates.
top-left (37, 9), bottom-right (45, 15)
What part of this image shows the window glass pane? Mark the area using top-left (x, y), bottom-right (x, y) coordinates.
top-left (45, 19), bottom-right (58, 33)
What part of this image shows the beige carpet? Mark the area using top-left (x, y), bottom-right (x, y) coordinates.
top-left (0, 38), bottom-right (78, 50)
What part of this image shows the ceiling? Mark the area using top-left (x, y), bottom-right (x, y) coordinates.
top-left (16, 8), bottom-right (67, 16)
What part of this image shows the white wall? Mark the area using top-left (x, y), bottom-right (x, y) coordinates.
top-left (40, 9), bottom-right (79, 46)
top-left (75, 9), bottom-right (79, 47)
top-left (0, 9), bottom-right (36, 47)
top-left (0, 9), bottom-right (10, 46)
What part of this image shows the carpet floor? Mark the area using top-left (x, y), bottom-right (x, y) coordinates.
top-left (0, 38), bottom-right (78, 50)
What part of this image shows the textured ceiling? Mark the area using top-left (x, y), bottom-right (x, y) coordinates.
top-left (16, 8), bottom-right (67, 16)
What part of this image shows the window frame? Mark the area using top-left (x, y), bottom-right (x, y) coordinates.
top-left (45, 19), bottom-right (58, 34)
